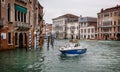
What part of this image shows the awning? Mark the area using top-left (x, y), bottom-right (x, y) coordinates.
top-left (14, 4), bottom-right (27, 13)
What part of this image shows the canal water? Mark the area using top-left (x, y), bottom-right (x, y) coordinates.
top-left (0, 40), bottom-right (120, 72)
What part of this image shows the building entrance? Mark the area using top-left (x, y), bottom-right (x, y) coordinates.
top-left (104, 34), bottom-right (109, 40)
top-left (15, 33), bottom-right (18, 45)
top-left (117, 33), bottom-right (120, 40)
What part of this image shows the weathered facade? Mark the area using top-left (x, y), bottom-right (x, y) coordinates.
top-left (52, 14), bottom-right (78, 39)
top-left (38, 3), bottom-right (44, 48)
top-left (79, 16), bottom-right (97, 40)
top-left (66, 22), bottom-right (79, 39)
top-left (0, 0), bottom-right (44, 50)
top-left (97, 5), bottom-right (120, 40)
top-left (46, 23), bottom-right (52, 36)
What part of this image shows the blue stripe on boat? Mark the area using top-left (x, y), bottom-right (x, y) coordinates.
top-left (60, 48), bottom-right (87, 54)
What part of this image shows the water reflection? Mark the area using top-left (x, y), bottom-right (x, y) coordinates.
top-left (0, 40), bottom-right (120, 72)
top-left (60, 54), bottom-right (79, 60)
top-left (0, 49), bottom-right (46, 72)
top-left (24, 50), bottom-right (46, 72)
top-left (59, 54), bottom-right (86, 60)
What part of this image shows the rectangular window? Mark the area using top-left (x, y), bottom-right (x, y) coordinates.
top-left (2, 0), bottom-right (5, 2)
top-left (24, 33), bottom-right (27, 45)
top-left (15, 33), bottom-right (18, 45)
top-left (104, 13), bottom-right (109, 17)
top-left (114, 12), bottom-right (117, 16)
top-left (21, 12), bottom-right (23, 22)
top-left (110, 13), bottom-right (112, 17)
top-left (8, 3), bottom-right (11, 22)
top-left (15, 10), bottom-right (17, 21)
top-left (92, 29), bottom-right (94, 33)
top-left (2, 0), bottom-right (5, 3)
top-left (114, 21), bottom-right (116, 25)
top-left (91, 35), bottom-right (94, 38)
top-left (24, 13), bottom-right (26, 22)
top-left (18, 11), bottom-right (20, 21)
top-left (8, 32), bottom-right (12, 44)
top-left (98, 14), bottom-right (100, 18)
top-left (118, 19), bottom-right (120, 25)
top-left (84, 29), bottom-right (86, 33)
top-left (114, 27), bottom-right (115, 32)
top-left (88, 29), bottom-right (90, 33)
top-left (118, 12), bottom-right (120, 16)
top-left (118, 27), bottom-right (120, 32)
top-left (81, 29), bottom-right (83, 33)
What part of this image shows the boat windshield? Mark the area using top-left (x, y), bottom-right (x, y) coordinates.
top-left (65, 42), bottom-right (80, 47)
top-left (74, 43), bottom-right (80, 47)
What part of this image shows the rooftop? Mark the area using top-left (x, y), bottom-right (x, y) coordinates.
top-left (79, 16), bottom-right (97, 22)
top-left (98, 5), bottom-right (120, 13)
top-left (52, 13), bottom-right (79, 20)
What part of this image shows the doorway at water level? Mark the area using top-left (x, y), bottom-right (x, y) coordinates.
top-left (19, 33), bottom-right (23, 48)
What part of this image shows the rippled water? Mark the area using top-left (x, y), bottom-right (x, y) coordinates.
top-left (0, 40), bottom-right (120, 72)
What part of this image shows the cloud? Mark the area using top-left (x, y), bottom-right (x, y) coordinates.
top-left (39, 0), bottom-right (120, 23)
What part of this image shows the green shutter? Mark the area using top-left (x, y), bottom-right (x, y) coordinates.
top-left (14, 4), bottom-right (27, 13)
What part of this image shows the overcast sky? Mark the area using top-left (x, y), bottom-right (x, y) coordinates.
top-left (39, 0), bottom-right (120, 23)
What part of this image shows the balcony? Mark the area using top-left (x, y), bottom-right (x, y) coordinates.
top-left (98, 25), bottom-right (112, 28)
top-left (101, 31), bottom-right (111, 34)
top-left (101, 25), bottom-right (112, 27)
top-left (14, 21), bottom-right (31, 31)
top-left (0, 19), bottom-right (4, 28)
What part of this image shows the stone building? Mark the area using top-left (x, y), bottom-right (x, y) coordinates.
top-left (46, 23), bottom-right (52, 36)
top-left (97, 5), bottom-right (120, 40)
top-left (42, 24), bottom-right (46, 37)
top-left (52, 14), bottom-right (78, 39)
top-left (66, 22), bottom-right (79, 39)
top-left (79, 16), bottom-right (97, 40)
top-left (38, 3), bottom-right (44, 48)
top-left (0, 0), bottom-right (44, 50)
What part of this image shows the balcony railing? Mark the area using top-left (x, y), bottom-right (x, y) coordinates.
top-left (101, 31), bottom-right (111, 34)
top-left (100, 25), bottom-right (112, 27)
top-left (0, 19), bottom-right (4, 27)
top-left (98, 25), bottom-right (113, 27)
top-left (14, 21), bottom-right (31, 30)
